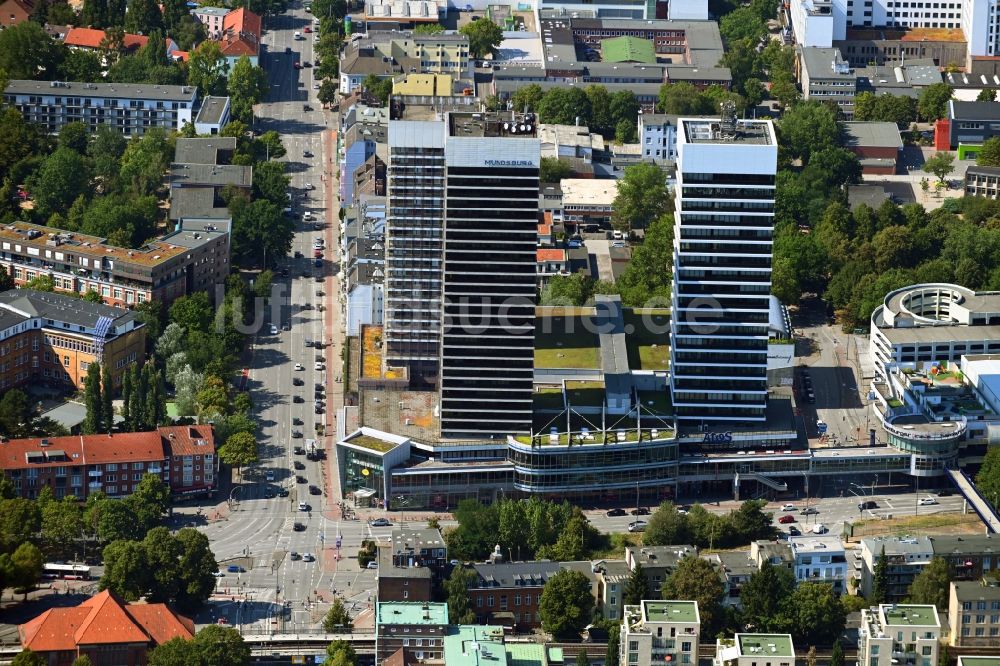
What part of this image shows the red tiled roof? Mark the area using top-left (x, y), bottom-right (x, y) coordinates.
top-left (64, 27), bottom-right (148, 51)
top-left (537, 248), bottom-right (566, 262)
top-left (223, 7), bottom-right (261, 36)
top-left (172, 50), bottom-right (189, 62)
top-left (538, 223), bottom-right (552, 235)
top-left (159, 425), bottom-right (215, 457)
top-left (19, 590), bottom-right (193, 653)
top-left (219, 7), bottom-right (261, 57)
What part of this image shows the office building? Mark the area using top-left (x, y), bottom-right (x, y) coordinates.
top-left (859, 604), bottom-right (941, 666)
top-left (842, 121), bottom-right (903, 174)
top-left (0, 425), bottom-right (217, 500)
top-left (375, 602), bottom-right (448, 663)
top-left (798, 47), bottom-right (856, 118)
top-left (384, 111), bottom-right (540, 438)
top-left (376, 527), bottom-right (447, 602)
top-left (715, 634), bottom-right (796, 666)
top-left (949, 580), bottom-right (1000, 646)
top-left (620, 600), bottom-right (701, 666)
top-left (193, 96), bottom-right (231, 135)
top-left (0, 289), bottom-right (144, 391)
top-left (19, 590), bottom-right (194, 665)
top-left (3, 80), bottom-right (197, 136)
top-left (788, 535), bottom-right (848, 594)
top-left (966, 166), bottom-right (1000, 198)
top-left (0, 220), bottom-right (231, 309)
top-left (670, 115), bottom-right (778, 424)
top-left (790, 0), bottom-right (837, 47)
top-left (858, 536), bottom-right (934, 602)
top-left (870, 283), bottom-right (1000, 379)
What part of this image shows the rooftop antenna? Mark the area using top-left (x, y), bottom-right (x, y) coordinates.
top-left (719, 100), bottom-right (738, 140)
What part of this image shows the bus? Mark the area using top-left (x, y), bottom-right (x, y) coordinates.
top-left (42, 563), bottom-right (92, 580)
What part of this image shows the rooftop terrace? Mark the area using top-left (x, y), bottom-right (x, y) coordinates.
top-left (644, 600), bottom-right (699, 624)
top-left (448, 111), bottom-right (538, 138)
top-left (682, 119), bottom-right (774, 145)
top-left (737, 634), bottom-right (795, 658)
top-left (881, 604), bottom-right (939, 627)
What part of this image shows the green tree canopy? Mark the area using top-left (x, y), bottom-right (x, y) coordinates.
top-left (979, 137), bottom-right (1000, 167)
top-left (539, 569), bottom-right (595, 639)
top-left (661, 556), bottom-right (725, 630)
top-left (27, 147), bottom-right (91, 221)
top-left (218, 431), bottom-right (259, 472)
top-left (740, 561), bottom-right (795, 631)
top-left (623, 561), bottom-right (650, 606)
top-left (0, 22), bottom-right (63, 80)
top-left (784, 582), bottom-right (846, 645)
top-left (540, 157), bottom-right (573, 183)
top-left (779, 101), bottom-right (839, 163)
top-left (323, 598), bottom-right (353, 630)
top-left (918, 82), bottom-right (954, 121)
top-left (907, 557), bottom-right (950, 610)
top-left (613, 162), bottom-right (669, 232)
top-left (922, 152), bottom-right (955, 183)
top-left (187, 40), bottom-right (227, 96)
top-left (228, 56), bottom-right (268, 123)
top-left (445, 566), bottom-right (479, 624)
top-left (459, 18), bottom-right (503, 58)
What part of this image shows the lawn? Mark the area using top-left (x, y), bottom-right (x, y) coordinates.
top-left (535, 315), bottom-right (600, 369)
top-left (625, 309), bottom-right (671, 370)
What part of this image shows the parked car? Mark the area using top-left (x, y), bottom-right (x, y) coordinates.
top-left (781, 504), bottom-right (796, 511)
top-left (606, 508), bottom-right (626, 517)
top-left (367, 560), bottom-right (378, 569)
top-left (369, 518), bottom-right (392, 527)
top-left (277, 488), bottom-right (289, 497)
top-left (309, 485), bottom-right (322, 495)
top-left (265, 471), bottom-right (275, 482)
top-left (291, 430), bottom-right (303, 438)
top-left (858, 500), bottom-right (878, 510)
top-left (293, 377), bottom-right (304, 386)
top-left (296, 475), bottom-right (307, 484)
top-left (290, 551), bottom-right (301, 560)
top-left (293, 396), bottom-right (304, 403)
top-left (800, 507), bottom-right (819, 515)
top-left (812, 523), bottom-right (828, 534)
top-left (302, 553), bottom-right (315, 562)
top-left (630, 507), bottom-right (650, 516)
top-left (778, 514), bottom-right (795, 524)
top-left (919, 497), bottom-right (938, 506)
top-left (787, 526), bottom-right (801, 536)
top-left (293, 461), bottom-right (305, 470)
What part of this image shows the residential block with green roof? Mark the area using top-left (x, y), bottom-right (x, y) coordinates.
top-left (716, 634), bottom-right (795, 666)
top-left (375, 602), bottom-right (449, 663)
top-left (860, 604), bottom-right (940, 666)
top-left (621, 600), bottom-right (700, 666)
top-left (601, 36), bottom-right (656, 63)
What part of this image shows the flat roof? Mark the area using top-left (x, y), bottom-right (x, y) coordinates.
top-left (602, 36), bottom-right (656, 64)
top-left (443, 625), bottom-right (508, 666)
top-left (5, 79), bottom-right (197, 102)
top-left (881, 604), bottom-right (939, 627)
top-left (788, 535), bottom-right (845, 554)
top-left (174, 137), bottom-right (237, 165)
top-left (737, 634), bottom-right (795, 658)
top-left (800, 46), bottom-right (854, 79)
top-left (959, 658), bottom-right (1000, 666)
top-left (169, 163), bottom-right (252, 188)
top-left (952, 581), bottom-right (1000, 601)
top-left (842, 121), bottom-right (903, 149)
top-left (447, 111), bottom-right (538, 138)
top-left (195, 96), bottom-right (229, 125)
top-left (376, 602), bottom-right (449, 626)
top-left (643, 600), bottom-right (699, 624)
top-left (681, 118), bottom-right (774, 145)
top-left (560, 178), bottom-right (617, 205)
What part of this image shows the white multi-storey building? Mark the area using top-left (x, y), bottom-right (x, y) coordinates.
top-left (670, 116), bottom-right (778, 424)
top-left (621, 601), bottom-right (701, 666)
top-left (859, 604), bottom-right (941, 666)
top-left (788, 535), bottom-right (848, 594)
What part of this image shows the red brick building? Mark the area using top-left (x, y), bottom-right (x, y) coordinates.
top-left (0, 426), bottom-right (217, 500)
top-left (0, 0), bottom-right (33, 28)
top-left (19, 589), bottom-right (194, 666)
top-left (841, 121), bottom-right (903, 175)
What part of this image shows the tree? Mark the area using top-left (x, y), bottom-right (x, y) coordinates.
top-left (743, 77), bottom-right (766, 107)
top-left (605, 623), bottom-right (620, 666)
top-left (252, 160), bottom-right (291, 206)
top-left (58, 49), bottom-right (100, 83)
top-left (907, 557), bottom-right (950, 610)
top-left (720, 6), bottom-right (767, 43)
top-left (41, 497), bottom-right (84, 559)
top-left (142, 527), bottom-right (182, 603)
top-left (149, 638), bottom-right (199, 666)
top-left (575, 652), bottom-right (591, 666)
top-left (979, 88), bottom-right (998, 102)
top-left (170, 292), bottom-right (213, 333)
top-left (741, 561), bottom-right (795, 631)
top-left (0, 498), bottom-right (41, 552)
top-left (0, 388), bottom-right (32, 438)
top-left (59, 122), bottom-right (91, 155)
top-left (658, 82), bottom-right (709, 115)
top-left (318, 79), bottom-right (339, 107)
top-left (784, 582), bottom-right (846, 645)
top-left (0, 22), bottom-right (63, 80)
top-left (922, 152), bottom-right (955, 184)
top-left (174, 528), bottom-right (218, 610)
top-left (540, 157), bottom-right (573, 183)
top-left (228, 56), bottom-right (268, 123)
top-left (445, 566), bottom-right (478, 624)
top-left (979, 137), bottom-right (1000, 167)
top-left (218, 431), bottom-right (259, 474)
top-left (124, 0), bottom-right (163, 34)
top-left (27, 147), bottom-right (91, 220)
top-left (661, 556), bottom-right (724, 630)
top-left (101, 362), bottom-right (114, 431)
top-left (161, 0), bottom-right (187, 28)
top-left (129, 473), bottom-right (171, 531)
top-left (322, 598), bottom-right (353, 631)
top-left (231, 198), bottom-right (293, 266)
top-left (511, 84), bottom-right (545, 113)
top-left (459, 18), bottom-right (503, 58)
top-left (119, 128), bottom-right (172, 197)
top-left (623, 561), bottom-right (650, 605)
top-left (977, 446), bottom-right (1000, 508)
top-left (10, 542), bottom-right (43, 599)
top-left (82, 363), bottom-right (103, 435)
top-left (11, 651), bottom-right (46, 666)
top-left (613, 162), bottom-right (669, 231)
top-left (871, 545), bottom-right (889, 605)
top-left (537, 87), bottom-right (592, 126)
top-left (540, 273), bottom-right (591, 306)
top-left (831, 640), bottom-right (844, 666)
top-left (100, 539), bottom-right (151, 601)
top-left (190, 625), bottom-right (250, 666)
top-left (539, 569), bottom-right (595, 639)
top-left (446, 499), bottom-right (499, 560)
top-left (361, 74), bottom-right (392, 104)
top-left (918, 83), bottom-right (954, 121)
top-left (187, 41), bottom-right (227, 96)
top-left (324, 640), bottom-right (357, 666)
top-left (779, 101), bottom-right (839, 163)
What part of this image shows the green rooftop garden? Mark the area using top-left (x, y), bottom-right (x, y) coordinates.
top-left (534, 315), bottom-right (601, 369)
top-left (624, 309), bottom-right (671, 371)
top-left (345, 434), bottom-right (397, 453)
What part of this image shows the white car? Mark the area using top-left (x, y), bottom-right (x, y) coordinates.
top-left (212, 571), bottom-right (225, 577)
top-left (302, 553), bottom-right (315, 562)
top-left (627, 520), bottom-right (647, 533)
top-left (811, 523), bottom-right (827, 534)
top-left (269, 324), bottom-right (278, 335)
top-left (313, 82), bottom-right (320, 89)
top-left (294, 363), bottom-right (304, 371)
top-left (298, 502), bottom-right (309, 511)
top-left (367, 560), bottom-right (378, 569)
top-left (303, 211), bottom-right (313, 220)
top-left (304, 183), bottom-right (314, 191)
top-left (781, 504), bottom-right (796, 511)
top-left (919, 497), bottom-right (939, 506)
top-left (315, 362), bottom-right (325, 371)
top-left (265, 470), bottom-right (275, 482)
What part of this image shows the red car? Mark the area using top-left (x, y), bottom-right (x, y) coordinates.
top-left (778, 515), bottom-right (796, 524)
top-left (293, 62), bottom-right (302, 69)
top-left (304, 26), bottom-right (312, 32)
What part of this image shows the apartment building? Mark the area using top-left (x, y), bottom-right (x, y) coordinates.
top-left (376, 527), bottom-right (447, 603)
top-left (375, 602), bottom-right (448, 663)
top-left (0, 220), bottom-right (231, 309)
top-left (788, 535), bottom-right (848, 594)
top-left (860, 605), bottom-right (941, 666)
top-left (950, 580), bottom-right (1000, 646)
top-left (560, 179), bottom-right (619, 231)
top-left (466, 562), bottom-right (558, 631)
top-left (639, 114), bottom-right (679, 162)
top-left (931, 534), bottom-right (1000, 581)
top-left (0, 425), bottom-right (217, 500)
top-left (750, 540), bottom-right (794, 570)
top-left (219, 8), bottom-right (261, 67)
top-left (625, 546), bottom-right (699, 597)
top-left (384, 112), bottom-right (540, 438)
top-left (191, 5), bottom-right (230, 38)
top-left (715, 634), bottom-right (796, 666)
top-left (3, 80), bottom-right (197, 136)
top-left (670, 116), bottom-right (778, 424)
top-left (858, 536), bottom-right (934, 601)
top-left (0, 289), bottom-right (144, 391)
top-left (170, 137), bottom-right (251, 222)
top-left (965, 166), bottom-right (1000, 198)
top-left (798, 47), bottom-right (856, 118)
top-left (338, 33), bottom-right (470, 95)
top-left (621, 600), bottom-right (700, 666)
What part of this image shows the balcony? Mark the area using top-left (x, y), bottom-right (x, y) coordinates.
top-left (87, 481), bottom-right (102, 489)
top-left (88, 470), bottom-right (102, 477)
